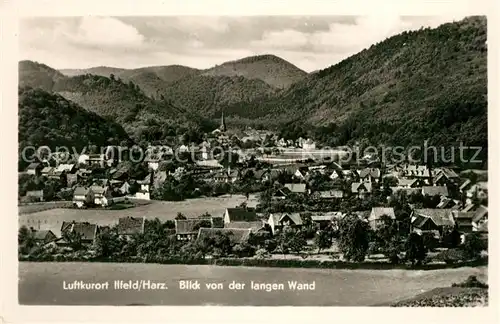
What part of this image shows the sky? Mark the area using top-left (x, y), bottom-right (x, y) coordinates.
top-left (20, 15), bottom-right (468, 72)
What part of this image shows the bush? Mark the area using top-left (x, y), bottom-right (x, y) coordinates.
top-left (434, 249), bottom-right (469, 264)
top-left (452, 275), bottom-right (488, 288)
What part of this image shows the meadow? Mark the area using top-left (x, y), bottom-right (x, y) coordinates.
top-left (18, 194), bottom-right (258, 237)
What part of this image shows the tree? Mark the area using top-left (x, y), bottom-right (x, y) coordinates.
top-left (405, 232), bottom-right (426, 266)
top-left (94, 230), bottom-right (121, 257)
top-left (63, 230), bottom-right (84, 251)
top-left (337, 214), bottom-right (370, 261)
top-left (288, 230), bottom-right (307, 254)
top-left (18, 225), bottom-right (35, 254)
top-left (314, 229), bottom-right (333, 253)
top-left (374, 215), bottom-right (399, 254)
top-left (462, 232), bottom-right (487, 259)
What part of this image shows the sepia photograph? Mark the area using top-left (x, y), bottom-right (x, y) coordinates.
top-left (15, 12), bottom-right (489, 308)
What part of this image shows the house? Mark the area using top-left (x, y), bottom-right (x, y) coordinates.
top-left (351, 182), bottom-right (372, 198)
top-left (397, 178), bottom-right (422, 188)
top-left (31, 229), bottom-right (57, 245)
top-left (302, 139), bottom-right (316, 150)
top-left (53, 163), bottom-right (76, 177)
top-left (175, 219), bottom-right (206, 241)
top-left (40, 166), bottom-right (54, 177)
top-left (436, 197), bottom-right (461, 209)
top-left (213, 168), bottom-right (239, 183)
top-left (459, 179), bottom-right (473, 192)
top-left (272, 188), bottom-right (290, 200)
top-left (87, 154), bottom-right (106, 168)
top-left (358, 168), bottom-right (381, 183)
top-left (66, 173), bottom-right (79, 187)
top-left (472, 205), bottom-right (488, 231)
top-left (119, 181), bottom-right (131, 195)
top-left (316, 190), bottom-right (344, 200)
top-left (90, 185), bottom-right (112, 206)
top-left (310, 212), bottom-right (344, 229)
top-left (451, 211), bottom-right (475, 234)
top-left (410, 209), bottom-right (455, 239)
top-left (117, 217), bottom-right (146, 237)
top-left (433, 173), bottom-right (454, 187)
top-left (223, 208), bottom-right (258, 224)
top-left (196, 228), bottom-right (253, 245)
top-left (402, 165), bottom-right (431, 180)
top-left (421, 186), bottom-right (449, 197)
top-left (25, 190), bottom-right (44, 202)
top-left (25, 162), bottom-right (42, 176)
top-left (293, 166), bottom-right (309, 180)
top-left (284, 183), bottom-right (307, 194)
top-left (60, 221), bottom-right (99, 245)
top-left (368, 207), bottom-right (396, 230)
top-left (390, 187), bottom-right (422, 195)
top-left (72, 187), bottom-right (94, 208)
top-left (195, 159), bottom-right (224, 169)
top-left (435, 168), bottom-right (459, 180)
top-left (267, 213), bottom-right (303, 235)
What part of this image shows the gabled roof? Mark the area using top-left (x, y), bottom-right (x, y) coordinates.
top-left (269, 213), bottom-right (303, 226)
top-left (225, 208), bottom-right (258, 222)
top-left (197, 228), bottom-right (252, 244)
top-left (359, 168), bottom-right (380, 179)
top-left (90, 185), bottom-right (108, 195)
top-left (55, 164), bottom-right (75, 173)
top-left (117, 217), bottom-right (145, 235)
top-left (41, 166), bottom-right (54, 174)
top-left (352, 182), bottom-right (372, 193)
top-left (452, 211), bottom-right (476, 220)
top-left (472, 205), bottom-right (488, 223)
top-left (477, 220), bottom-right (488, 233)
top-left (174, 219), bottom-right (203, 234)
top-left (310, 212), bottom-right (344, 222)
top-left (25, 162), bottom-right (41, 170)
top-left (412, 209), bottom-right (455, 227)
top-left (32, 229), bottom-right (55, 241)
top-left (422, 186), bottom-right (449, 197)
top-left (224, 221), bottom-right (263, 230)
top-left (369, 207), bottom-right (395, 220)
top-left (459, 179), bottom-right (472, 191)
top-left (284, 183), bottom-right (307, 193)
top-left (436, 167), bottom-right (459, 178)
top-left (72, 222), bottom-right (99, 240)
top-left (61, 221), bottom-right (98, 240)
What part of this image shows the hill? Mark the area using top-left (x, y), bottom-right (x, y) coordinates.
top-left (18, 86), bottom-right (132, 169)
top-left (202, 54), bottom-right (307, 89)
top-left (163, 74), bottom-right (278, 118)
top-left (19, 60), bottom-right (66, 92)
top-left (60, 65), bottom-right (201, 98)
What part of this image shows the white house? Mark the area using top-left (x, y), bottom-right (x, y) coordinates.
top-left (72, 187), bottom-right (94, 208)
top-left (90, 186), bottom-right (112, 206)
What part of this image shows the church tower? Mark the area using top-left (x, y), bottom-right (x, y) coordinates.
top-left (220, 110), bottom-right (226, 132)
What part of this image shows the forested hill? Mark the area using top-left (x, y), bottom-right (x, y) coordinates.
top-left (201, 54), bottom-right (307, 89)
top-left (18, 87), bottom-right (132, 169)
top-left (224, 16), bottom-right (487, 154)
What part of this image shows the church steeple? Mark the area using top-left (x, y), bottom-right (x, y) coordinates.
top-left (220, 110), bottom-right (226, 132)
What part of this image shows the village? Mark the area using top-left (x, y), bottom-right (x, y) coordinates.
top-left (18, 114), bottom-right (489, 265)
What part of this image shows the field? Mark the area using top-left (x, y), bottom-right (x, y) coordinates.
top-left (18, 262), bottom-right (487, 306)
top-left (18, 194), bottom-right (258, 236)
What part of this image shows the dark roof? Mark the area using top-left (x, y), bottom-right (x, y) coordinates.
top-left (224, 221), bottom-right (263, 229)
top-left (370, 207), bottom-right (396, 220)
top-left (60, 222), bottom-right (98, 241)
top-left (117, 217), bottom-right (145, 235)
top-left (225, 208), bottom-right (258, 222)
top-left (32, 230), bottom-right (55, 241)
top-left (197, 228), bottom-right (252, 245)
top-left (412, 209), bottom-right (455, 227)
top-left (421, 186), bottom-right (449, 197)
top-left (359, 168), bottom-right (380, 179)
